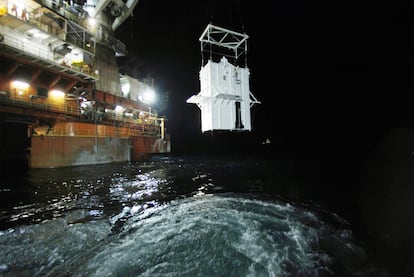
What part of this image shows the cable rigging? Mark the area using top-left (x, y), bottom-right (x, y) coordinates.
top-left (204, 0), bottom-right (248, 67)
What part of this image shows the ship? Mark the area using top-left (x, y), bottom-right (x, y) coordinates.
top-left (0, 0), bottom-right (170, 168)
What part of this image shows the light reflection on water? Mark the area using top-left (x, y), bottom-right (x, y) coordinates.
top-left (0, 155), bottom-right (396, 276)
top-left (1, 160), bottom-right (178, 229)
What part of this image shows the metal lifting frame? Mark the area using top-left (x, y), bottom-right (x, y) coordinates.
top-left (199, 24), bottom-right (248, 65)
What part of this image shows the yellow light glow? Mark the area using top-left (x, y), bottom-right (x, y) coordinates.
top-left (12, 80), bottom-right (30, 90)
top-left (0, 5), bottom-right (7, 16)
top-left (49, 89), bottom-right (65, 98)
top-left (71, 59), bottom-right (83, 64)
top-left (49, 90), bottom-right (65, 104)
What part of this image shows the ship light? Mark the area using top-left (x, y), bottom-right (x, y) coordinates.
top-left (12, 80), bottom-right (30, 90)
top-left (121, 79), bottom-right (130, 97)
top-left (114, 105), bottom-right (124, 114)
top-left (11, 80), bottom-right (30, 97)
top-left (87, 17), bottom-right (96, 28)
top-left (139, 88), bottom-right (156, 105)
top-left (49, 89), bottom-right (65, 104)
top-left (49, 89), bottom-right (65, 98)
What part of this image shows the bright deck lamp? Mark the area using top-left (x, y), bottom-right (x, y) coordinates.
top-left (12, 80), bottom-right (30, 90)
top-left (88, 17), bottom-right (96, 28)
top-left (11, 80), bottom-right (30, 96)
top-left (114, 105), bottom-right (124, 114)
top-left (49, 89), bottom-right (65, 104)
top-left (121, 79), bottom-right (130, 97)
top-left (49, 89), bottom-right (65, 98)
top-left (139, 88), bottom-right (156, 105)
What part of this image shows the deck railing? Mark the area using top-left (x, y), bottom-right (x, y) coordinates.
top-left (44, 124), bottom-right (160, 138)
top-left (0, 94), bottom-right (163, 138)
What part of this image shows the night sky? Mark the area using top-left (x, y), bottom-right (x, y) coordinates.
top-left (115, 0), bottom-right (412, 162)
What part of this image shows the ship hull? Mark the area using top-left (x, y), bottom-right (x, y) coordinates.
top-left (29, 125), bottom-right (170, 168)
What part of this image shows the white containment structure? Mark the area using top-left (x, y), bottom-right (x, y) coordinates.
top-left (187, 24), bottom-right (260, 132)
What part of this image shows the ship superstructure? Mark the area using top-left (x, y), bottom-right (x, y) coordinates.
top-left (0, 0), bottom-right (170, 168)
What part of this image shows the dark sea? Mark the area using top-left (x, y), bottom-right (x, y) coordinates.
top-left (0, 154), bottom-right (412, 276)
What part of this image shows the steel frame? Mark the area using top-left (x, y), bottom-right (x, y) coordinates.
top-left (199, 24), bottom-right (248, 63)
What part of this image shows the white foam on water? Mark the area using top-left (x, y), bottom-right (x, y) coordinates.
top-left (0, 195), bottom-right (379, 276)
top-left (80, 196), bottom-right (347, 276)
top-left (0, 213), bottom-right (111, 276)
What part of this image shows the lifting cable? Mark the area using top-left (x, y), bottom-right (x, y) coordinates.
top-left (235, 0), bottom-right (247, 67)
top-left (205, 0), bottom-right (247, 67)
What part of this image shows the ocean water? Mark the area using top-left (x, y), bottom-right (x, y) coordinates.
top-left (0, 155), bottom-right (402, 276)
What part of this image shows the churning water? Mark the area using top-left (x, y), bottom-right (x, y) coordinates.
top-left (0, 155), bottom-right (396, 276)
